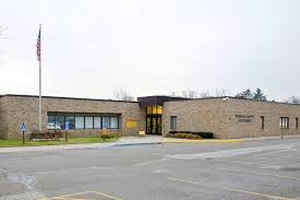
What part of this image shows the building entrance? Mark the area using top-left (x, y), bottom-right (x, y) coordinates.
top-left (146, 105), bottom-right (162, 135)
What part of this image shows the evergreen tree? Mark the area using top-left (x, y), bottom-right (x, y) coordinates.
top-left (253, 88), bottom-right (267, 101)
top-left (235, 89), bottom-right (253, 99)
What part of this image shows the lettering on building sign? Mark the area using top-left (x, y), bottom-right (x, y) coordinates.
top-left (235, 114), bottom-right (254, 123)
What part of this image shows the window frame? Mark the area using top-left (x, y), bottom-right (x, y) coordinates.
top-left (280, 117), bottom-right (289, 129)
top-left (84, 116), bottom-right (94, 129)
top-left (75, 115), bottom-right (85, 129)
top-left (260, 116), bottom-right (264, 130)
top-left (48, 112), bottom-right (120, 130)
top-left (170, 116), bottom-right (177, 130)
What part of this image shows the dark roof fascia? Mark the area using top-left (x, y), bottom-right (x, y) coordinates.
top-left (137, 95), bottom-right (190, 107)
top-left (2, 94), bottom-right (138, 104)
top-left (176, 96), bottom-right (300, 106)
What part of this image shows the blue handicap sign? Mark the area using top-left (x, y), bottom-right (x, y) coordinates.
top-left (20, 122), bottom-right (27, 132)
top-left (65, 121), bottom-right (69, 130)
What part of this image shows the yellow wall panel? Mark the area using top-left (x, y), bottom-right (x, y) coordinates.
top-left (126, 120), bottom-right (137, 128)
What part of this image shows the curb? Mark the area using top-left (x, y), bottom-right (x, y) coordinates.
top-left (161, 139), bottom-right (244, 144)
top-left (113, 142), bottom-right (162, 147)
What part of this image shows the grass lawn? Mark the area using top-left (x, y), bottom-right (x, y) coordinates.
top-left (0, 136), bottom-right (119, 148)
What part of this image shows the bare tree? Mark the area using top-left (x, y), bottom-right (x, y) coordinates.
top-left (285, 96), bottom-right (300, 104)
top-left (215, 88), bottom-right (230, 97)
top-left (170, 91), bottom-right (177, 97)
top-left (113, 88), bottom-right (135, 101)
top-left (181, 89), bottom-right (199, 98)
top-left (199, 90), bottom-right (210, 98)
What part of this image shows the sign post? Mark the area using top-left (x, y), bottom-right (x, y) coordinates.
top-left (20, 122), bottom-right (27, 144)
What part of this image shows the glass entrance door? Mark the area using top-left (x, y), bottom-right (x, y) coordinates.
top-left (146, 105), bottom-right (162, 135)
top-left (146, 115), bottom-right (161, 135)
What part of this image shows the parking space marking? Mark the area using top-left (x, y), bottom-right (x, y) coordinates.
top-left (217, 168), bottom-right (300, 181)
top-left (86, 191), bottom-right (123, 200)
top-left (168, 177), bottom-right (296, 200)
top-left (53, 191), bottom-right (92, 198)
top-left (134, 158), bottom-right (168, 167)
top-left (44, 190), bottom-right (123, 200)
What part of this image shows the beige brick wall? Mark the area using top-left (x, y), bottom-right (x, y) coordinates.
top-left (0, 97), bottom-right (9, 139)
top-left (2, 95), bottom-right (145, 139)
top-left (3, 95), bottom-right (300, 139)
top-left (225, 99), bottom-right (300, 138)
top-left (162, 99), bottom-right (229, 138)
top-left (163, 98), bottom-right (300, 139)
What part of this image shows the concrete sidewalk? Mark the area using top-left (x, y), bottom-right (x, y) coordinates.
top-left (1, 135), bottom-right (300, 154)
top-left (0, 136), bottom-right (163, 154)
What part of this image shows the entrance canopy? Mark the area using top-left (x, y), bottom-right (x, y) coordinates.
top-left (137, 96), bottom-right (188, 107)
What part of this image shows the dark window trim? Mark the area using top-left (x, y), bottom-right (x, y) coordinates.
top-left (260, 116), bottom-right (264, 130)
top-left (170, 116), bottom-right (177, 130)
top-left (296, 117), bottom-right (299, 129)
top-left (280, 117), bottom-right (289, 129)
top-left (48, 112), bottom-right (121, 130)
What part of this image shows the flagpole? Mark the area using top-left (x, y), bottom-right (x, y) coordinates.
top-left (38, 24), bottom-right (42, 132)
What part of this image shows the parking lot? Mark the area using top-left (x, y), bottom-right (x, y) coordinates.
top-left (1, 138), bottom-right (300, 200)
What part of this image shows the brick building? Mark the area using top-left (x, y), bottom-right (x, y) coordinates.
top-left (0, 94), bottom-right (299, 139)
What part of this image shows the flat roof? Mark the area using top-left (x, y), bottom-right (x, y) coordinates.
top-left (0, 94), bottom-right (139, 103)
top-left (1, 94), bottom-right (299, 106)
top-left (173, 96), bottom-right (300, 106)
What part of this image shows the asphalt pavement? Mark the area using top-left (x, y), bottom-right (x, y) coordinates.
top-left (1, 137), bottom-right (300, 200)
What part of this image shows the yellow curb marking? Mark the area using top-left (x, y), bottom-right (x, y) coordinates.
top-left (86, 191), bottom-right (123, 200)
top-left (168, 177), bottom-right (295, 200)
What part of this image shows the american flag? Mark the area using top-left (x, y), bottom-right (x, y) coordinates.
top-left (36, 25), bottom-right (41, 61)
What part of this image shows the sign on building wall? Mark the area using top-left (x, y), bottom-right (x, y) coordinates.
top-left (126, 120), bottom-right (137, 128)
top-left (235, 114), bottom-right (254, 123)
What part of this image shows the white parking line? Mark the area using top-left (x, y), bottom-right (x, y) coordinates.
top-left (134, 158), bottom-right (168, 167)
top-left (168, 177), bottom-right (296, 200)
top-left (166, 144), bottom-right (296, 160)
top-left (218, 168), bottom-right (300, 181)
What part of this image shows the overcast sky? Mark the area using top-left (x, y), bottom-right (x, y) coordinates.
top-left (0, 0), bottom-right (299, 100)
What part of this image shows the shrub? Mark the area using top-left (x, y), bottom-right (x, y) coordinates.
top-left (166, 132), bottom-right (201, 139)
top-left (196, 132), bottom-right (214, 139)
top-left (167, 131), bottom-right (214, 139)
top-left (99, 131), bottom-right (121, 139)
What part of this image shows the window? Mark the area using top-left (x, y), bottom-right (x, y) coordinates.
top-left (296, 118), bottom-right (299, 129)
top-left (75, 116), bottom-right (84, 129)
top-left (56, 115), bottom-right (65, 130)
top-left (102, 117), bottom-right (110, 129)
top-left (94, 117), bottom-right (101, 129)
top-left (65, 116), bottom-right (75, 130)
top-left (152, 106), bottom-right (157, 114)
top-left (147, 106), bottom-right (152, 115)
top-left (170, 116), bottom-right (177, 130)
top-left (260, 116), bottom-right (264, 130)
top-left (85, 116), bottom-right (93, 129)
top-left (111, 117), bottom-right (119, 129)
top-left (48, 112), bottom-right (120, 130)
top-left (280, 117), bottom-right (289, 129)
top-left (157, 105), bottom-right (162, 114)
top-left (48, 115), bottom-right (57, 129)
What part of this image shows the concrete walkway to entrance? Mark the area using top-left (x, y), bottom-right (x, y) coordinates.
top-left (1, 135), bottom-right (300, 154)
